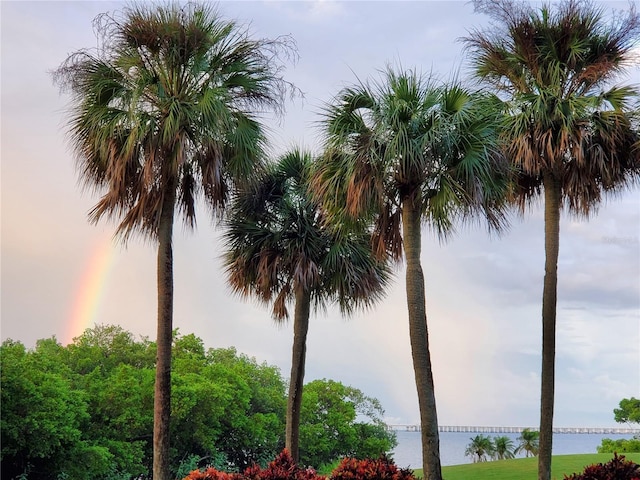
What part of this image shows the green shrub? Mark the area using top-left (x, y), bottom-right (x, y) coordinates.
top-left (317, 459), bottom-right (341, 476)
top-left (598, 438), bottom-right (640, 453)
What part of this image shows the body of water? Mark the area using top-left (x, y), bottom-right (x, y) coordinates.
top-left (391, 431), bottom-right (635, 468)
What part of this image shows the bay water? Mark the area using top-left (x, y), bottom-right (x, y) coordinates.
top-left (391, 431), bottom-right (635, 468)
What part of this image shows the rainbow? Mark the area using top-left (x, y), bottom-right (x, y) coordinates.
top-left (65, 235), bottom-right (116, 344)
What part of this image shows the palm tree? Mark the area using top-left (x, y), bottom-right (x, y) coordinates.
top-left (53, 4), bottom-right (294, 479)
top-left (516, 429), bottom-right (540, 458)
top-left (465, 435), bottom-right (495, 463)
top-left (492, 435), bottom-right (516, 460)
top-left (465, 2), bottom-right (640, 479)
top-left (312, 68), bottom-right (509, 480)
top-left (223, 149), bottom-right (391, 463)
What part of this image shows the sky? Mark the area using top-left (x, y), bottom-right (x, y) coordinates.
top-left (1, 0), bottom-right (639, 430)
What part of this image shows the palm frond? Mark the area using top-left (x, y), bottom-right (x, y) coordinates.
top-left (315, 67), bottom-right (510, 253)
top-left (223, 148), bottom-right (392, 322)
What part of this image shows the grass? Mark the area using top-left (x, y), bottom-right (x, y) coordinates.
top-left (410, 453), bottom-right (640, 480)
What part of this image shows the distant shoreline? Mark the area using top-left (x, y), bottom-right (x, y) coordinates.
top-left (391, 430), bottom-right (637, 468)
top-left (387, 425), bottom-right (640, 435)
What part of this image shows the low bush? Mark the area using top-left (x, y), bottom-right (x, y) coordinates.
top-left (563, 453), bottom-right (640, 480)
top-left (183, 467), bottom-right (242, 480)
top-left (598, 438), bottom-right (640, 453)
top-left (329, 455), bottom-right (416, 480)
top-left (184, 450), bottom-right (326, 480)
top-left (243, 449), bottom-right (325, 480)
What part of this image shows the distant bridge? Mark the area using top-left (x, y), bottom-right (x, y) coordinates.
top-left (387, 425), bottom-right (640, 435)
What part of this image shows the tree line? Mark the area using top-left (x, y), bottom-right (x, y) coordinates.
top-left (465, 400), bottom-right (640, 463)
top-left (49, 2), bottom-right (640, 480)
top-left (0, 325), bottom-right (396, 479)
top-left (464, 429), bottom-right (540, 463)
top-left (598, 398), bottom-right (640, 454)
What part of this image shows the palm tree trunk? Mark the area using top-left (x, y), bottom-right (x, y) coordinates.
top-left (402, 197), bottom-right (442, 480)
top-left (286, 286), bottom-right (311, 464)
top-left (538, 173), bottom-right (561, 480)
top-left (154, 184), bottom-right (177, 480)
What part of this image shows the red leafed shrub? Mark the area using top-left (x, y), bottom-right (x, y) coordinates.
top-left (183, 467), bottom-right (242, 480)
top-left (329, 455), bottom-right (417, 480)
top-left (242, 449), bottom-right (326, 480)
top-left (563, 453), bottom-right (640, 480)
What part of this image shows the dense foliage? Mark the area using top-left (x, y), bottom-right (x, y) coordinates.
top-left (615, 399), bottom-right (640, 426)
top-left (0, 339), bottom-right (113, 479)
top-left (598, 439), bottom-right (640, 454)
top-left (300, 380), bottom-right (396, 468)
top-left (598, 398), bottom-right (640, 454)
top-left (563, 453), bottom-right (640, 480)
top-left (1, 326), bottom-right (394, 479)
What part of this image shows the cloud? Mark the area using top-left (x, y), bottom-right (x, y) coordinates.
top-left (259, 0), bottom-right (347, 25)
top-left (304, 1), bottom-right (347, 21)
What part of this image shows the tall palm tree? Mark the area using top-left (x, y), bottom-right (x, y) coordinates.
top-left (516, 429), bottom-right (540, 458)
top-left (223, 149), bottom-right (391, 463)
top-left (312, 68), bottom-right (509, 480)
top-left (53, 4), bottom-right (294, 479)
top-left (492, 435), bottom-right (516, 460)
top-left (465, 2), bottom-right (640, 479)
top-left (465, 435), bottom-right (495, 462)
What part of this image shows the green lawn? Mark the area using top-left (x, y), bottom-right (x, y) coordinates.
top-left (411, 453), bottom-right (640, 480)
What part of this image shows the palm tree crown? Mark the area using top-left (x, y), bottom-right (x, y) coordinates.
top-left (466, 0), bottom-right (640, 214)
top-left (315, 68), bottom-right (509, 250)
top-left (55, 2), bottom-right (294, 239)
top-left (224, 148), bottom-right (391, 317)
top-left (516, 428), bottom-right (540, 458)
top-left (492, 435), bottom-right (516, 460)
top-left (465, 435), bottom-right (495, 463)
